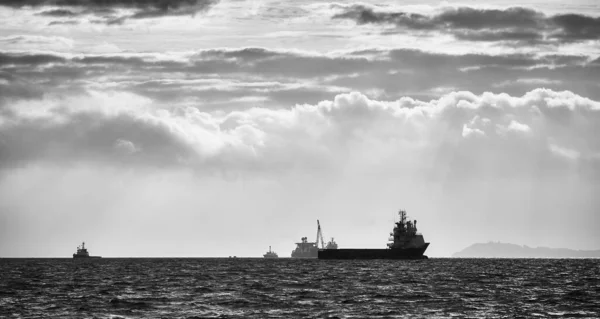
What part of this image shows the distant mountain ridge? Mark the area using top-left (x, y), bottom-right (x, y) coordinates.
top-left (453, 242), bottom-right (600, 258)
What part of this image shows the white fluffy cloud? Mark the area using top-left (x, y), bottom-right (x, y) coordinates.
top-left (1, 88), bottom-right (599, 180)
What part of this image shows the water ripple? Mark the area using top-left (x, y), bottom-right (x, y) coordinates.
top-left (0, 258), bottom-right (598, 318)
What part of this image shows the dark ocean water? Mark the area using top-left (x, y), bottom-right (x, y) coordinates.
top-left (0, 258), bottom-right (598, 319)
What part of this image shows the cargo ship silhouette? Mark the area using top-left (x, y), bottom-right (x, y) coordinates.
top-left (318, 210), bottom-right (429, 259)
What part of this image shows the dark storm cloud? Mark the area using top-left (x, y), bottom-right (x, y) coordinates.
top-left (0, 52), bottom-right (66, 65)
top-left (2, 0), bottom-right (219, 24)
top-left (333, 5), bottom-right (600, 44)
top-left (0, 71), bottom-right (45, 100)
top-left (550, 14), bottom-right (600, 41)
top-left (453, 30), bottom-right (543, 43)
top-left (333, 5), bottom-right (542, 30)
top-left (36, 9), bottom-right (76, 16)
top-left (435, 7), bottom-right (543, 30)
top-left (333, 8), bottom-right (433, 29)
top-left (48, 20), bottom-right (79, 25)
top-left (197, 48), bottom-right (283, 61)
top-left (1, 0), bottom-right (216, 10)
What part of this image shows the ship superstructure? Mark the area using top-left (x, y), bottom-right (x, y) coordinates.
top-left (72, 242), bottom-right (101, 258)
top-left (325, 238), bottom-right (338, 249)
top-left (263, 246), bottom-right (278, 258)
top-left (291, 220), bottom-right (336, 258)
top-left (318, 210), bottom-right (429, 260)
top-left (291, 236), bottom-right (319, 258)
top-left (387, 210), bottom-right (427, 250)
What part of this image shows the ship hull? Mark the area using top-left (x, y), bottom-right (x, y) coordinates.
top-left (318, 244), bottom-right (429, 260)
top-left (291, 251), bottom-right (318, 258)
top-left (291, 247), bottom-right (319, 258)
top-left (73, 255), bottom-right (101, 259)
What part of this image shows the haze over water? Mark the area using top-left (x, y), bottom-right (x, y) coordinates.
top-left (1, 258), bottom-right (598, 318)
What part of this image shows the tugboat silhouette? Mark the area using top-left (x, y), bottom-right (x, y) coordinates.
top-left (72, 242), bottom-right (101, 258)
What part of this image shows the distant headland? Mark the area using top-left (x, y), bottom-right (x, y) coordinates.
top-left (453, 242), bottom-right (600, 258)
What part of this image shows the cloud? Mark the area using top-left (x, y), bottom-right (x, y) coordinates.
top-left (549, 143), bottom-right (580, 160)
top-left (36, 9), bottom-right (76, 17)
top-left (114, 138), bottom-right (140, 154)
top-left (2, 47), bottom-right (598, 111)
top-left (334, 6), bottom-right (543, 30)
top-left (495, 119), bottom-right (531, 135)
top-left (0, 35), bottom-right (74, 50)
top-left (332, 5), bottom-right (600, 44)
top-left (462, 115), bottom-right (489, 137)
top-left (1, 88), bottom-right (599, 182)
top-left (0, 52), bottom-right (67, 65)
top-left (436, 7), bottom-right (544, 30)
top-left (47, 20), bottom-right (79, 26)
top-left (550, 14), bottom-right (600, 41)
top-left (2, 0), bottom-right (218, 11)
top-left (462, 124), bottom-right (484, 138)
top-left (453, 30), bottom-right (543, 43)
top-left (1, 0), bottom-right (220, 25)
top-left (494, 78), bottom-right (563, 88)
top-left (506, 120), bottom-right (531, 133)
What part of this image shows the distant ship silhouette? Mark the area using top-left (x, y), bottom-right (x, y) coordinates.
top-left (263, 246), bottom-right (278, 258)
top-left (72, 242), bottom-right (101, 258)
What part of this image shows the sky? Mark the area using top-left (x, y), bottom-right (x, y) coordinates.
top-left (0, 0), bottom-right (599, 257)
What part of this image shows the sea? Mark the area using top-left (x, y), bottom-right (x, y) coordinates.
top-left (0, 258), bottom-right (598, 319)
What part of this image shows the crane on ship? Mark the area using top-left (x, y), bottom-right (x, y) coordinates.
top-left (316, 220), bottom-right (338, 249)
top-left (316, 220), bottom-right (325, 249)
